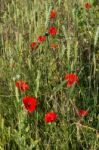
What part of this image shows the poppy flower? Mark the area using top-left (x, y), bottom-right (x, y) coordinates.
top-left (16, 80), bottom-right (29, 91)
top-left (50, 10), bottom-right (57, 19)
top-left (48, 27), bottom-right (57, 36)
top-left (38, 36), bottom-right (46, 42)
top-left (45, 112), bottom-right (58, 123)
top-left (84, 2), bottom-right (91, 10)
top-left (23, 96), bottom-right (37, 113)
top-left (50, 43), bottom-right (58, 49)
top-left (79, 110), bottom-right (88, 117)
top-left (30, 42), bottom-right (38, 49)
top-left (64, 73), bottom-right (78, 87)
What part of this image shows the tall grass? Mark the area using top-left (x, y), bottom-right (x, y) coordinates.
top-left (0, 0), bottom-right (99, 149)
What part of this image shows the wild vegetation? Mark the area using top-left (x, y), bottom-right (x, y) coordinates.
top-left (0, 0), bottom-right (99, 149)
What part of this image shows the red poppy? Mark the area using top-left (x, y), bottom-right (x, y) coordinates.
top-left (48, 27), bottom-right (57, 36)
top-left (79, 110), bottom-right (88, 117)
top-left (30, 42), bottom-right (38, 49)
top-left (38, 36), bottom-right (46, 42)
top-left (50, 43), bottom-right (58, 49)
top-left (84, 2), bottom-right (91, 10)
top-left (64, 73), bottom-right (78, 87)
top-left (23, 96), bottom-right (37, 113)
top-left (16, 80), bottom-right (29, 91)
top-left (50, 10), bottom-right (57, 19)
top-left (45, 112), bottom-right (58, 123)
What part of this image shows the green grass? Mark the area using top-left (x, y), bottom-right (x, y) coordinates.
top-left (0, 0), bottom-right (99, 149)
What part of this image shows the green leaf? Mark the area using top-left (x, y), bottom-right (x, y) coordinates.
top-left (53, 81), bottom-right (66, 93)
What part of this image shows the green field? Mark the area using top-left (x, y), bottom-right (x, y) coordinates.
top-left (0, 0), bottom-right (99, 149)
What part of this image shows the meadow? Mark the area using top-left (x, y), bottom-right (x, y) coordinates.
top-left (0, 0), bottom-right (99, 149)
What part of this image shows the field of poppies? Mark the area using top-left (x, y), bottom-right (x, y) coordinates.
top-left (0, 0), bottom-right (99, 149)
